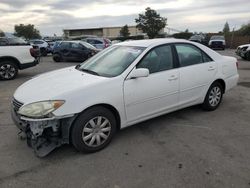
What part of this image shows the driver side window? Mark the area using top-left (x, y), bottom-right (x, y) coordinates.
top-left (137, 45), bottom-right (173, 74)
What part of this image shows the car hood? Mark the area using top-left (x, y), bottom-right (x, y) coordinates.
top-left (238, 44), bottom-right (250, 48)
top-left (14, 66), bottom-right (107, 104)
top-left (209, 39), bottom-right (225, 42)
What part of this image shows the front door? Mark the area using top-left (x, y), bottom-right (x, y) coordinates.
top-left (124, 45), bottom-right (180, 123)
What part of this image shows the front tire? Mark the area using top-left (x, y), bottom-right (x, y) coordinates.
top-left (71, 106), bottom-right (117, 153)
top-left (53, 54), bottom-right (61, 62)
top-left (202, 82), bottom-right (223, 111)
top-left (0, 61), bottom-right (18, 80)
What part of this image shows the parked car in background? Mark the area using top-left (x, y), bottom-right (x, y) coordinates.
top-left (0, 37), bottom-right (28, 46)
top-left (0, 39), bottom-right (39, 80)
top-left (53, 41), bottom-right (99, 62)
top-left (51, 41), bottom-right (62, 53)
top-left (45, 40), bottom-right (56, 54)
top-left (84, 38), bottom-right (111, 49)
top-left (209, 35), bottom-right (226, 50)
top-left (236, 44), bottom-right (250, 61)
top-left (189, 34), bottom-right (208, 45)
top-left (189, 35), bottom-right (203, 43)
top-left (29, 39), bottom-right (49, 56)
top-left (11, 39), bottom-right (238, 156)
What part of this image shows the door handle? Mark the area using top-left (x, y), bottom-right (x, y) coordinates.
top-left (208, 66), bottom-right (215, 71)
top-left (168, 75), bottom-right (178, 81)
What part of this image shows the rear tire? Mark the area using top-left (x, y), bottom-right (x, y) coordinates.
top-left (202, 82), bottom-right (223, 111)
top-left (0, 61), bottom-right (18, 80)
top-left (71, 106), bottom-right (117, 153)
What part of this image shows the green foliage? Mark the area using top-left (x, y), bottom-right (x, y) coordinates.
top-left (236, 23), bottom-right (250, 36)
top-left (172, 31), bottom-right (193, 39)
top-left (14, 24), bottom-right (41, 40)
top-left (120, 25), bottom-right (130, 37)
top-left (223, 22), bottom-right (230, 34)
top-left (135, 7), bottom-right (167, 39)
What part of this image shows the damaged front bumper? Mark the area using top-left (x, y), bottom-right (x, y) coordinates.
top-left (11, 107), bottom-right (76, 157)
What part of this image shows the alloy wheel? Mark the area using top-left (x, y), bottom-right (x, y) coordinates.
top-left (0, 64), bottom-right (16, 79)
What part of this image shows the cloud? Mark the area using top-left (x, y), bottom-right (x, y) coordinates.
top-left (0, 0), bottom-right (250, 36)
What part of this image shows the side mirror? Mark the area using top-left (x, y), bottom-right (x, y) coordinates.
top-left (127, 68), bottom-right (149, 79)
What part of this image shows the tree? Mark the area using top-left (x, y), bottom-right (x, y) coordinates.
top-left (135, 7), bottom-right (167, 39)
top-left (223, 22), bottom-right (230, 34)
top-left (0, 29), bottom-right (5, 37)
top-left (237, 23), bottom-right (250, 36)
top-left (119, 25), bottom-right (130, 37)
top-left (14, 24), bottom-right (41, 40)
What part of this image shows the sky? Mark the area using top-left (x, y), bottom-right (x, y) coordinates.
top-left (0, 0), bottom-right (250, 36)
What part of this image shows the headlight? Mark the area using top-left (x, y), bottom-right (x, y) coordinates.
top-left (18, 100), bottom-right (65, 118)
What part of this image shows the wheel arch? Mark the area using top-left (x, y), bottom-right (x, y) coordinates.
top-left (68, 103), bottom-right (121, 143)
top-left (212, 79), bottom-right (226, 93)
top-left (0, 56), bottom-right (21, 69)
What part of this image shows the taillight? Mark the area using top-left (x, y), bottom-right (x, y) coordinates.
top-left (104, 39), bottom-right (109, 48)
top-left (30, 48), bottom-right (35, 57)
top-left (104, 42), bottom-right (108, 48)
top-left (236, 61), bottom-right (239, 68)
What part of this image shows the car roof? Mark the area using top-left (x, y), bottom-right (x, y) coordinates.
top-left (115, 38), bottom-right (192, 47)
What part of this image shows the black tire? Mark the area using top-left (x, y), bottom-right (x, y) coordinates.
top-left (40, 48), bottom-right (47, 56)
top-left (53, 54), bottom-right (61, 62)
top-left (246, 51), bottom-right (250, 61)
top-left (202, 82), bottom-right (223, 111)
top-left (0, 61), bottom-right (18, 80)
top-left (71, 106), bottom-right (117, 153)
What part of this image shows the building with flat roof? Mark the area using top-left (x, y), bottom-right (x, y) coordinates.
top-left (63, 26), bottom-right (144, 39)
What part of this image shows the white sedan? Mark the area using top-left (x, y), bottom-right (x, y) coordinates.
top-left (11, 39), bottom-right (239, 157)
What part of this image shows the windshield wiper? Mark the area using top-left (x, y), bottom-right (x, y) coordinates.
top-left (79, 68), bottom-right (100, 76)
top-left (75, 64), bottom-right (81, 69)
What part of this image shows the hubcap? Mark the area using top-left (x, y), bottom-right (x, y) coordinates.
top-left (209, 86), bottom-right (221, 107)
top-left (82, 116), bottom-right (111, 147)
top-left (0, 64), bottom-right (16, 79)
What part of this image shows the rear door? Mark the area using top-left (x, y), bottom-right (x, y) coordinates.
top-left (174, 43), bottom-right (217, 105)
top-left (59, 42), bottom-right (71, 60)
top-left (69, 43), bottom-right (88, 61)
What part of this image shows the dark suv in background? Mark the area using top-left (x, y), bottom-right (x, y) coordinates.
top-left (52, 41), bottom-right (99, 62)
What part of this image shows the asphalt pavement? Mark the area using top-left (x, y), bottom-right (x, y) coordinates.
top-left (0, 50), bottom-right (250, 188)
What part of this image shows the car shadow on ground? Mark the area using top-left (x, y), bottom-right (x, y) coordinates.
top-left (45, 105), bottom-right (203, 160)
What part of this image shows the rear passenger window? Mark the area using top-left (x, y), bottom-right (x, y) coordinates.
top-left (202, 52), bottom-right (213, 62)
top-left (71, 43), bottom-right (80, 49)
top-left (137, 45), bottom-right (173, 74)
top-left (93, 40), bottom-right (102, 44)
top-left (60, 42), bottom-right (70, 48)
top-left (175, 44), bottom-right (203, 67)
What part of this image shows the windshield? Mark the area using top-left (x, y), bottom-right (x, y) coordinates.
top-left (211, 36), bottom-right (225, 40)
top-left (8, 37), bottom-right (28, 45)
top-left (80, 41), bottom-right (96, 50)
top-left (78, 45), bottom-right (145, 77)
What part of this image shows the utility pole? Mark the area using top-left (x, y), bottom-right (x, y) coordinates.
top-left (230, 27), bottom-right (235, 49)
